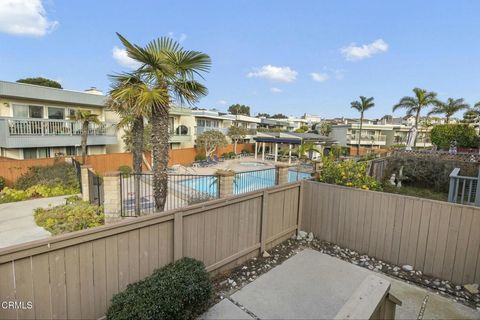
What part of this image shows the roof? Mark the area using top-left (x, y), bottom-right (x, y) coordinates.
top-left (0, 80), bottom-right (106, 107)
top-left (254, 132), bottom-right (337, 144)
top-left (192, 110), bottom-right (231, 120)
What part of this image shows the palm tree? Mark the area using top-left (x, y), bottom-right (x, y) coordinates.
top-left (70, 110), bottom-right (100, 164)
top-left (297, 142), bottom-right (321, 162)
top-left (393, 88), bottom-right (437, 147)
top-left (117, 33), bottom-right (211, 211)
top-left (428, 98), bottom-right (470, 123)
top-left (350, 96), bottom-right (375, 155)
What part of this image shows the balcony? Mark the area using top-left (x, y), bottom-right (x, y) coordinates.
top-left (194, 126), bottom-right (229, 135)
top-left (0, 117), bottom-right (118, 148)
top-left (346, 134), bottom-right (387, 145)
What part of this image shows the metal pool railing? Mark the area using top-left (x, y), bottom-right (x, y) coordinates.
top-left (234, 168), bottom-right (278, 194)
top-left (120, 173), bottom-right (220, 217)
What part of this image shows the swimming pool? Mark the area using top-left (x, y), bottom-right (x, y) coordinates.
top-left (239, 161), bottom-right (268, 167)
top-left (180, 170), bottom-right (311, 196)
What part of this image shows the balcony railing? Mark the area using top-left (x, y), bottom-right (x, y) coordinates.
top-left (4, 118), bottom-right (116, 136)
top-left (194, 126), bottom-right (229, 135)
top-left (346, 134), bottom-right (387, 144)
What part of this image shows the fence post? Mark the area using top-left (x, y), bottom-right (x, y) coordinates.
top-left (260, 190), bottom-right (268, 253)
top-left (174, 212), bottom-right (183, 261)
top-left (448, 168), bottom-right (460, 203)
top-left (217, 170), bottom-right (235, 198)
top-left (80, 165), bottom-right (91, 202)
top-left (103, 171), bottom-right (122, 224)
top-left (275, 163), bottom-right (291, 185)
top-left (475, 169), bottom-right (480, 207)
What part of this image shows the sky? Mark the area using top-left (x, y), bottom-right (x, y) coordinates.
top-left (1, 0), bottom-right (480, 119)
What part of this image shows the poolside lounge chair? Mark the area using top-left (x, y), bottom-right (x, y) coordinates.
top-left (206, 156), bottom-right (218, 166)
top-left (213, 155), bottom-right (224, 162)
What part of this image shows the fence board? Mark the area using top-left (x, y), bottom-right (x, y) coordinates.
top-left (301, 181), bottom-right (480, 284)
top-left (32, 255), bottom-right (52, 319)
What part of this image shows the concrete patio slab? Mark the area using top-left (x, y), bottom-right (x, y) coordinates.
top-left (200, 299), bottom-right (253, 320)
top-left (205, 249), bottom-right (480, 319)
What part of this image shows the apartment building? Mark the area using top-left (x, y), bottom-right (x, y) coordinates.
top-left (330, 123), bottom-right (432, 150)
top-left (0, 81), bottom-right (117, 159)
top-left (223, 114), bottom-right (260, 142)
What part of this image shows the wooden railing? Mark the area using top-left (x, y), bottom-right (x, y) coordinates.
top-left (448, 168), bottom-right (480, 206)
top-left (0, 182), bottom-right (301, 319)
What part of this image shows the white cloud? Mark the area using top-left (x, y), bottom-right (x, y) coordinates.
top-left (112, 46), bottom-right (141, 69)
top-left (270, 87), bottom-right (282, 93)
top-left (311, 72), bottom-right (330, 82)
top-left (341, 39), bottom-right (388, 61)
top-left (217, 99), bottom-right (227, 105)
top-left (167, 32), bottom-right (187, 43)
top-left (247, 65), bottom-right (298, 82)
top-left (0, 0), bottom-right (58, 36)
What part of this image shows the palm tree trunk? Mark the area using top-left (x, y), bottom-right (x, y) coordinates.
top-left (81, 121), bottom-right (89, 164)
top-left (234, 140), bottom-right (237, 154)
top-left (131, 116), bottom-right (144, 215)
top-left (357, 113), bottom-right (364, 156)
top-left (446, 115), bottom-right (450, 124)
top-left (151, 107), bottom-right (170, 212)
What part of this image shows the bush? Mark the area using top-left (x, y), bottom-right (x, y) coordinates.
top-left (318, 156), bottom-right (382, 191)
top-left (34, 200), bottom-right (104, 235)
top-left (430, 124), bottom-right (479, 149)
top-left (0, 176), bottom-right (5, 191)
top-left (118, 165), bottom-right (132, 176)
top-left (241, 148), bottom-right (250, 154)
top-left (0, 184), bottom-right (79, 204)
top-left (195, 154), bottom-right (207, 161)
top-left (106, 257), bottom-right (212, 320)
top-left (14, 163), bottom-right (79, 190)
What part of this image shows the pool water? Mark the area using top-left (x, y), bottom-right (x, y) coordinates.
top-left (181, 170), bottom-right (311, 197)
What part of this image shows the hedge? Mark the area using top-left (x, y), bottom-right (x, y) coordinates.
top-left (14, 162), bottom-right (79, 190)
top-left (106, 257), bottom-right (212, 320)
top-left (430, 124), bottom-right (479, 149)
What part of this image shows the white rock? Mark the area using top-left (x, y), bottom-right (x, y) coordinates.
top-left (298, 230), bottom-right (308, 238)
top-left (242, 266), bottom-right (248, 270)
top-left (262, 251), bottom-right (271, 258)
top-left (402, 265), bottom-right (413, 272)
top-left (307, 232), bottom-right (314, 241)
top-left (464, 283), bottom-right (479, 295)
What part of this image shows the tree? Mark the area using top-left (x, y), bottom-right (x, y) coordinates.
top-left (118, 33), bottom-right (211, 211)
top-left (294, 125), bottom-right (309, 133)
top-left (227, 126), bottom-right (248, 154)
top-left (430, 124), bottom-right (479, 149)
top-left (296, 142), bottom-right (321, 161)
top-left (256, 112), bottom-right (270, 118)
top-left (393, 88), bottom-right (437, 146)
top-left (271, 113), bottom-right (288, 119)
top-left (16, 77), bottom-right (62, 89)
top-left (350, 96), bottom-right (375, 155)
top-left (70, 110), bottom-right (100, 164)
top-left (228, 104), bottom-right (250, 116)
top-left (197, 130), bottom-right (228, 158)
top-left (319, 122), bottom-right (332, 136)
top-left (428, 98), bottom-right (470, 123)
top-left (462, 109), bottom-right (480, 124)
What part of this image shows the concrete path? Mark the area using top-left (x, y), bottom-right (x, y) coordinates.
top-left (0, 195), bottom-right (68, 248)
top-left (201, 249), bottom-right (480, 319)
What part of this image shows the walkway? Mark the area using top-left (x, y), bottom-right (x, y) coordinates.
top-left (0, 195), bottom-right (68, 248)
top-left (201, 249), bottom-right (479, 319)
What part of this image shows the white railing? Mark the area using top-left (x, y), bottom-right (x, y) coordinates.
top-left (347, 134), bottom-right (387, 143)
top-left (194, 126), bottom-right (229, 135)
top-left (448, 168), bottom-right (480, 206)
top-left (3, 118), bottom-right (116, 136)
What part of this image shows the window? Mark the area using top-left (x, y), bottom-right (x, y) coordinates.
top-left (37, 148), bottom-right (50, 158)
top-left (175, 125), bottom-right (188, 135)
top-left (169, 117), bottom-right (174, 133)
top-left (196, 119), bottom-right (205, 127)
top-left (29, 105), bottom-right (43, 118)
top-left (66, 146), bottom-right (81, 156)
top-left (23, 148), bottom-right (38, 159)
top-left (13, 104), bottom-right (29, 118)
top-left (48, 107), bottom-right (65, 119)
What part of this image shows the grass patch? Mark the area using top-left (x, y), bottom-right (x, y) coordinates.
top-left (382, 184), bottom-right (448, 202)
top-left (34, 198), bottom-right (104, 235)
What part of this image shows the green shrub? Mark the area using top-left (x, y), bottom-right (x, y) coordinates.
top-left (14, 163), bottom-right (79, 190)
top-left (318, 156), bottom-right (382, 191)
top-left (241, 148), bottom-right (250, 154)
top-left (34, 200), bottom-right (104, 235)
top-left (106, 257), bottom-right (212, 320)
top-left (195, 154), bottom-right (207, 161)
top-left (0, 185), bottom-right (79, 204)
top-left (0, 176), bottom-right (5, 191)
top-left (430, 124), bottom-right (479, 149)
top-left (118, 165), bottom-right (132, 176)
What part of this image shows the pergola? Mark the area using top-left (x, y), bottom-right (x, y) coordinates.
top-left (253, 132), bottom-right (337, 164)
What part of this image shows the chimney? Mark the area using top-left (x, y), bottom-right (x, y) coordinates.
top-left (84, 87), bottom-right (103, 95)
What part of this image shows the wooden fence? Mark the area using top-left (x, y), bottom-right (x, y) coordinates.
top-left (0, 143), bottom-right (255, 184)
top-left (0, 182), bottom-right (301, 320)
top-left (301, 181), bottom-right (480, 285)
